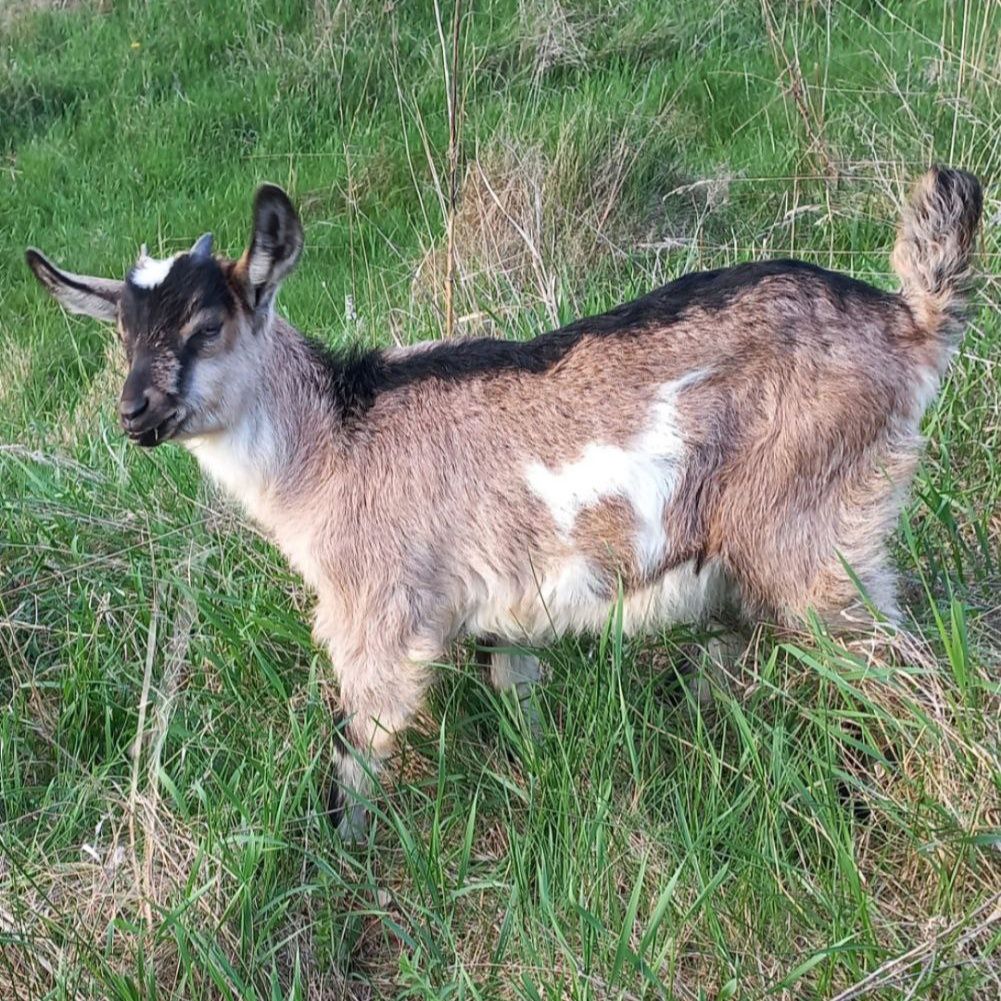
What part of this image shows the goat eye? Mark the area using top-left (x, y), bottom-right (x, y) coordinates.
top-left (195, 324), bottom-right (222, 344)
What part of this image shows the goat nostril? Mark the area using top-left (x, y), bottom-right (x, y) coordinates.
top-left (119, 391), bottom-right (150, 421)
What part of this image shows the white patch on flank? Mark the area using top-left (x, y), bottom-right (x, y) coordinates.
top-left (525, 371), bottom-right (704, 575)
top-left (468, 372), bottom-right (716, 646)
top-left (130, 254), bottom-right (178, 289)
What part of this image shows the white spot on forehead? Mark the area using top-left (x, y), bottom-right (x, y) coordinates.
top-left (525, 370), bottom-right (706, 574)
top-left (130, 253), bottom-right (179, 289)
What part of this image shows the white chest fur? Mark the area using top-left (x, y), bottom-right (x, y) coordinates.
top-left (184, 422), bottom-right (331, 594)
top-left (186, 427), bottom-right (270, 517)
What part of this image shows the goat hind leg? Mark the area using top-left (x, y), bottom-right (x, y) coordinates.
top-left (485, 639), bottom-right (543, 739)
top-left (689, 621), bottom-right (747, 707)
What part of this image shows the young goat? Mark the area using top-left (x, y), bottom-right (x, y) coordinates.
top-left (27, 167), bottom-right (983, 838)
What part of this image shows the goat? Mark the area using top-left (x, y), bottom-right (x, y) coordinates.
top-left (26, 167), bottom-right (983, 838)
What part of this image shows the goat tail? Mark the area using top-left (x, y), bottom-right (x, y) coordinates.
top-left (891, 166), bottom-right (983, 340)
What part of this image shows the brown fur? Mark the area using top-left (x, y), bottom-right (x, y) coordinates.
top-left (26, 167), bottom-right (984, 838)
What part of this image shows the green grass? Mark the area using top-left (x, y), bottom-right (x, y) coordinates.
top-left (1, 1), bottom-right (999, 998)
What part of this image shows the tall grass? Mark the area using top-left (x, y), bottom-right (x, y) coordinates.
top-left (1, 1), bottom-right (998, 998)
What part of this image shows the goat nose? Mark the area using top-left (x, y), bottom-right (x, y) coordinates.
top-left (119, 389), bottom-right (150, 422)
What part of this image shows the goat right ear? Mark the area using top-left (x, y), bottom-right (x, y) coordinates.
top-left (236, 184), bottom-right (303, 316)
top-left (25, 248), bottom-right (122, 323)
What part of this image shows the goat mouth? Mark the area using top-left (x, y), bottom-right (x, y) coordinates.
top-left (129, 411), bottom-right (182, 448)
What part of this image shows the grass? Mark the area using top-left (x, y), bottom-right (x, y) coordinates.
top-left (1, 0), bottom-right (999, 997)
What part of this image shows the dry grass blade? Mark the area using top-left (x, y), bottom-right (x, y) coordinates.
top-left (830, 895), bottom-right (1001, 1001)
top-left (128, 586), bottom-right (158, 928)
top-left (760, 0), bottom-right (840, 185)
top-left (438, 0), bottom-right (465, 341)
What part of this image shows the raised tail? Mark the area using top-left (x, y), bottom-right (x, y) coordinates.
top-left (891, 166), bottom-right (983, 339)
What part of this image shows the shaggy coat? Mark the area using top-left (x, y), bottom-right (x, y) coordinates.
top-left (27, 167), bottom-right (984, 837)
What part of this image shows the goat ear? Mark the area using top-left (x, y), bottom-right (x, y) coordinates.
top-left (236, 184), bottom-right (303, 314)
top-left (25, 248), bottom-right (122, 323)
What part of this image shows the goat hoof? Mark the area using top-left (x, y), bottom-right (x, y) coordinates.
top-left (338, 804), bottom-right (368, 842)
top-left (325, 777), bottom-right (368, 842)
top-left (325, 776), bottom-right (345, 831)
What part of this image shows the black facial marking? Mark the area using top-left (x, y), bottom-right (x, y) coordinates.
top-left (313, 259), bottom-right (899, 421)
top-left (122, 253), bottom-right (235, 345)
top-left (120, 352), bottom-right (153, 404)
top-left (121, 253), bottom-right (236, 396)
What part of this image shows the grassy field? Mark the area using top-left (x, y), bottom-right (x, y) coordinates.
top-left (1, 1), bottom-right (999, 998)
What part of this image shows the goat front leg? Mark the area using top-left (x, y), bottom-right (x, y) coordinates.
top-left (325, 652), bottom-right (433, 841)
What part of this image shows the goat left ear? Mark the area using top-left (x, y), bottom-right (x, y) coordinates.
top-left (236, 184), bottom-right (303, 315)
top-left (25, 248), bottom-right (123, 323)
